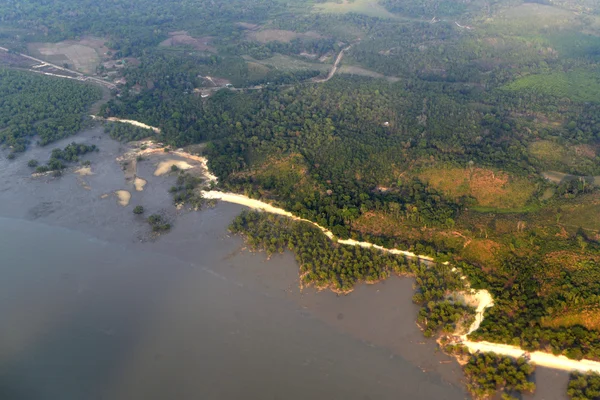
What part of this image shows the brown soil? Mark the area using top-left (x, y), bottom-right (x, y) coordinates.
top-left (418, 167), bottom-right (535, 209)
top-left (460, 239), bottom-right (503, 271)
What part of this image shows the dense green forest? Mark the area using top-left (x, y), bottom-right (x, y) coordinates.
top-left (568, 372), bottom-right (600, 400)
top-left (0, 69), bottom-right (100, 155)
top-left (464, 251), bottom-right (600, 360)
top-left (463, 352), bottom-right (536, 399)
top-left (103, 122), bottom-right (154, 142)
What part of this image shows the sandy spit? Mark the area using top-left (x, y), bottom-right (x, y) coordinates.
top-left (154, 160), bottom-right (193, 176)
top-left (91, 116), bottom-right (161, 133)
top-left (75, 166), bottom-right (93, 176)
top-left (115, 190), bottom-right (131, 207)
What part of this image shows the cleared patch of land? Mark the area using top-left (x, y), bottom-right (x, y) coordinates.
top-left (502, 70), bottom-right (600, 103)
top-left (418, 167), bottom-right (536, 210)
top-left (484, 3), bottom-right (577, 35)
top-left (247, 29), bottom-right (322, 44)
top-left (313, 0), bottom-right (397, 19)
top-left (338, 65), bottom-right (400, 82)
top-left (243, 54), bottom-right (328, 72)
top-left (159, 32), bottom-right (215, 52)
top-left (530, 140), bottom-right (599, 176)
top-left (460, 239), bottom-right (503, 270)
top-left (28, 37), bottom-right (109, 74)
top-left (75, 166), bottom-right (93, 176)
top-left (542, 308), bottom-right (600, 331)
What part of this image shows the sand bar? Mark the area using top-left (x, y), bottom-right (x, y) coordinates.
top-left (154, 160), bottom-right (193, 176)
top-left (134, 177), bottom-right (147, 191)
top-left (115, 190), bottom-right (131, 206)
top-left (75, 166), bottom-right (93, 176)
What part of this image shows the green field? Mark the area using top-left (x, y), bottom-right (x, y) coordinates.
top-left (313, 0), bottom-right (397, 19)
top-left (502, 70), bottom-right (600, 103)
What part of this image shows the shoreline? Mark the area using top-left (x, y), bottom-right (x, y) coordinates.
top-left (201, 189), bottom-right (600, 374)
top-left (93, 117), bottom-right (600, 374)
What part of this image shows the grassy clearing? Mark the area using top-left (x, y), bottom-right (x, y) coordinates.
top-left (484, 3), bottom-right (577, 35)
top-left (502, 70), bottom-right (600, 103)
top-left (529, 140), bottom-right (566, 164)
top-left (27, 37), bottom-right (109, 74)
top-left (338, 65), bottom-right (400, 82)
top-left (460, 239), bottom-right (503, 270)
top-left (232, 153), bottom-right (319, 202)
top-left (243, 54), bottom-right (329, 72)
top-left (529, 140), bottom-right (599, 175)
top-left (531, 194), bottom-right (600, 235)
top-left (418, 167), bottom-right (536, 210)
top-left (313, 0), bottom-right (397, 19)
top-left (246, 61), bottom-right (271, 81)
top-left (558, 202), bottom-right (600, 233)
top-left (247, 29), bottom-right (322, 43)
top-left (542, 309), bottom-right (600, 331)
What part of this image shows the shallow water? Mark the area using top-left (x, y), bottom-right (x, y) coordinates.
top-left (0, 213), bottom-right (468, 400)
top-left (0, 127), bottom-right (569, 399)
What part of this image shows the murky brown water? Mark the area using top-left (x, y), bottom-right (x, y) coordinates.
top-left (0, 127), bottom-right (569, 399)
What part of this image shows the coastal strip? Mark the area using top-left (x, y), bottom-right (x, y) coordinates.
top-left (96, 117), bottom-right (600, 374)
top-left (201, 190), bottom-right (434, 262)
top-left (202, 189), bottom-right (600, 374)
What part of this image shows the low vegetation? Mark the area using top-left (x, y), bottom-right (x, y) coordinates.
top-left (133, 205), bottom-right (144, 215)
top-left (147, 214), bottom-right (171, 232)
top-left (169, 173), bottom-right (205, 209)
top-left (35, 143), bottom-right (97, 173)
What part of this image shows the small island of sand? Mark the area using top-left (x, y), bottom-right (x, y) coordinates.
top-left (115, 190), bottom-right (131, 206)
top-left (75, 166), bottom-right (93, 176)
top-left (134, 177), bottom-right (147, 191)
